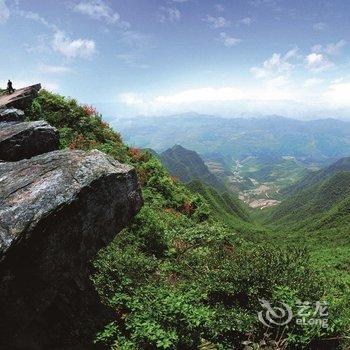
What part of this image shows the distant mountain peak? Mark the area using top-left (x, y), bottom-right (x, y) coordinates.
top-left (160, 145), bottom-right (226, 192)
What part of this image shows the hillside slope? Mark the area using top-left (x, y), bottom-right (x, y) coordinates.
top-left (283, 156), bottom-right (350, 196)
top-left (187, 180), bottom-right (250, 223)
top-left (159, 144), bottom-right (226, 192)
top-left (267, 171), bottom-right (350, 228)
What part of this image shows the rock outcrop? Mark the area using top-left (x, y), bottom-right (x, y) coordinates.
top-left (0, 85), bottom-right (143, 349)
top-left (0, 149), bottom-right (142, 349)
top-left (0, 84), bottom-right (41, 110)
top-left (0, 108), bottom-right (25, 123)
top-left (0, 121), bottom-right (59, 161)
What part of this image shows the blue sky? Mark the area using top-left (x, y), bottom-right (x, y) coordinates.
top-left (0, 0), bottom-right (350, 120)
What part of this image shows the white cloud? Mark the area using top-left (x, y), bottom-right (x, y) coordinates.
top-left (305, 53), bottom-right (334, 72)
top-left (215, 4), bottom-right (224, 12)
top-left (203, 15), bottom-right (231, 28)
top-left (237, 17), bottom-right (253, 26)
top-left (72, 0), bottom-right (129, 27)
top-left (19, 11), bottom-right (58, 30)
top-left (52, 31), bottom-right (96, 59)
top-left (117, 81), bottom-right (350, 118)
top-left (325, 40), bottom-right (346, 55)
top-left (38, 65), bottom-right (72, 74)
top-left (311, 44), bottom-right (322, 53)
top-left (158, 7), bottom-right (181, 23)
top-left (265, 75), bottom-right (290, 89)
top-left (325, 82), bottom-right (350, 106)
top-left (284, 47), bottom-right (299, 60)
top-left (118, 85), bottom-right (299, 116)
top-left (313, 22), bottom-right (327, 31)
top-left (312, 40), bottom-right (346, 56)
top-left (304, 78), bottom-right (324, 87)
top-left (120, 30), bottom-right (152, 48)
top-left (119, 87), bottom-right (246, 111)
top-left (218, 32), bottom-right (241, 47)
top-left (0, 0), bottom-right (10, 24)
top-left (331, 77), bottom-right (344, 84)
top-left (250, 51), bottom-right (295, 79)
top-left (116, 54), bottom-right (149, 69)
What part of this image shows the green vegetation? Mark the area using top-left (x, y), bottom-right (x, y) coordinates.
top-left (262, 169), bottom-right (350, 287)
top-left (159, 145), bottom-right (226, 193)
top-left (186, 180), bottom-right (266, 240)
top-left (26, 90), bottom-right (350, 349)
top-left (267, 171), bottom-right (350, 228)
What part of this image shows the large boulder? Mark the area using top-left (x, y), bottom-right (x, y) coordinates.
top-left (0, 149), bottom-right (143, 349)
top-left (0, 120), bottom-right (59, 161)
top-left (0, 108), bottom-right (25, 123)
top-left (0, 84), bottom-right (41, 110)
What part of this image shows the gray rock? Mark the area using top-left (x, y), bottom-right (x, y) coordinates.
top-left (0, 149), bottom-right (142, 349)
top-left (0, 108), bottom-right (25, 123)
top-left (0, 120), bottom-right (59, 161)
top-left (0, 84), bottom-right (41, 110)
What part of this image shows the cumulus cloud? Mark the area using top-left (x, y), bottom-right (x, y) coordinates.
top-left (250, 50), bottom-right (297, 79)
top-left (52, 31), bottom-right (96, 59)
top-left (158, 7), bottom-right (181, 23)
top-left (72, 0), bottom-right (129, 27)
top-left (218, 32), bottom-right (241, 47)
top-left (0, 0), bottom-right (10, 24)
top-left (313, 22), bottom-right (327, 31)
top-left (203, 15), bottom-right (231, 28)
top-left (305, 53), bottom-right (334, 72)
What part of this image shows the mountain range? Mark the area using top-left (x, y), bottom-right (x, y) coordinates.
top-left (117, 114), bottom-right (350, 168)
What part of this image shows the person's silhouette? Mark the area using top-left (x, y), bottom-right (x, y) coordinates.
top-left (7, 80), bottom-right (15, 94)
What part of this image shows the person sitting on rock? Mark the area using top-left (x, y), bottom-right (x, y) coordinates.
top-left (7, 80), bottom-right (15, 94)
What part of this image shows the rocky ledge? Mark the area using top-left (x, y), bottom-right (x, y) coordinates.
top-left (0, 84), bottom-right (41, 110)
top-left (0, 108), bottom-right (25, 123)
top-left (0, 149), bottom-right (142, 349)
top-left (0, 120), bottom-right (59, 161)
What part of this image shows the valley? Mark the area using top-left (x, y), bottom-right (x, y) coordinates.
top-left (117, 113), bottom-right (348, 208)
